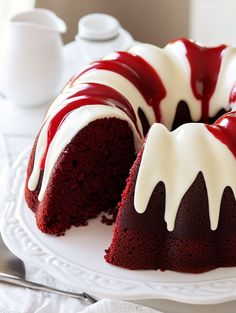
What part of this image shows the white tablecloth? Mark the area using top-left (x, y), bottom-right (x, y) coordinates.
top-left (0, 96), bottom-right (236, 312)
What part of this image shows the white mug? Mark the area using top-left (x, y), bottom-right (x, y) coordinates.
top-left (0, 8), bottom-right (66, 107)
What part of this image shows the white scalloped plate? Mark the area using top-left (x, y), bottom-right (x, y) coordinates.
top-left (2, 146), bottom-right (236, 304)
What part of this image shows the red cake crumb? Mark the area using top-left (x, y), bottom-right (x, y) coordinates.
top-left (25, 118), bottom-right (135, 235)
top-left (101, 206), bottom-right (118, 225)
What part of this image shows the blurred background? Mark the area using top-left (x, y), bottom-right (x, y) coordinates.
top-left (1, 0), bottom-right (236, 48)
top-left (36, 0), bottom-right (190, 46)
top-left (1, 0), bottom-right (235, 103)
top-left (36, 0), bottom-right (236, 46)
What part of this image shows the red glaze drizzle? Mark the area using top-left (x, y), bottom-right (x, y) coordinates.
top-left (73, 51), bottom-right (166, 122)
top-left (180, 39), bottom-right (226, 122)
top-left (206, 112), bottom-right (236, 159)
top-left (40, 52), bottom-right (166, 169)
top-left (229, 82), bottom-right (236, 104)
top-left (68, 82), bottom-right (137, 123)
top-left (40, 40), bottom-right (234, 169)
top-left (40, 83), bottom-right (140, 169)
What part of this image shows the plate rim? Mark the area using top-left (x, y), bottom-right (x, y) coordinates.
top-left (2, 146), bottom-right (236, 304)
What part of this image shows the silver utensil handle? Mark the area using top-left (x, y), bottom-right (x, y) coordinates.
top-left (0, 274), bottom-right (97, 304)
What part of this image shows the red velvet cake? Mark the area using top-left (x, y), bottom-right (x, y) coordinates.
top-left (105, 113), bottom-right (236, 273)
top-left (25, 38), bottom-right (236, 273)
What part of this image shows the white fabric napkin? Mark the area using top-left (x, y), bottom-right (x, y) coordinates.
top-left (0, 267), bottom-right (162, 313)
top-left (0, 243), bottom-right (165, 313)
top-left (80, 298), bottom-right (161, 313)
top-left (0, 293), bottom-right (162, 313)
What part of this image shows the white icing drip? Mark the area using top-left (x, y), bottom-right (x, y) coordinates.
top-left (44, 90), bottom-right (71, 120)
top-left (74, 69), bottom-right (156, 129)
top-left (28, 40), bottom-right (236, 212)
top-left (29, 105), bottom-right (142, 200)
top-left (28, 121), bottom-right (48, 191)
top-left (28, 73), bottom-right (147, 194)
top-left (129, 42), bottom-right (202, 129)
top-left (210, 46), bottom-right (236, 115)
top-left (44, 84), bottom-right (92, 120)
top-left (134, 123), bottom-right (236, 231)
top-left (28, 67), bottom-right (153, 197)
top-left (28, 89), bottom-right (100, 191)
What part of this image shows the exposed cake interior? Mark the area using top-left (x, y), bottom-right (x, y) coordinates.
top-left (26, 118), bottom-right (135, 235)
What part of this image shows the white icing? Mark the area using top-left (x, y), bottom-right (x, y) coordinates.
top-left (28, 105), bottom-right (142, 199)
top-left (129, 42), bottom-right (202, 129)
top-left (28, 39), bottom-right (236, 227)
top-left (28, 74), bottom-right (147, 194)
top-left (134, 123), bottom-right (236, 231)
top-left (74, 69), bottom-right (156, 129)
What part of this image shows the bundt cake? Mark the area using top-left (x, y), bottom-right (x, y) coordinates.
top-left (105, 114), bottom-right (236, 273)
top-left (25, 38), bottom-right (236, 273)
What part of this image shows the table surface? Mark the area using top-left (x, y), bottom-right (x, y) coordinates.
top-left (0, 95), bottom-right (236, 312)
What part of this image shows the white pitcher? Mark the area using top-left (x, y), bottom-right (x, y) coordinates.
top-left (0, 8), bottom-right (66, 107)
